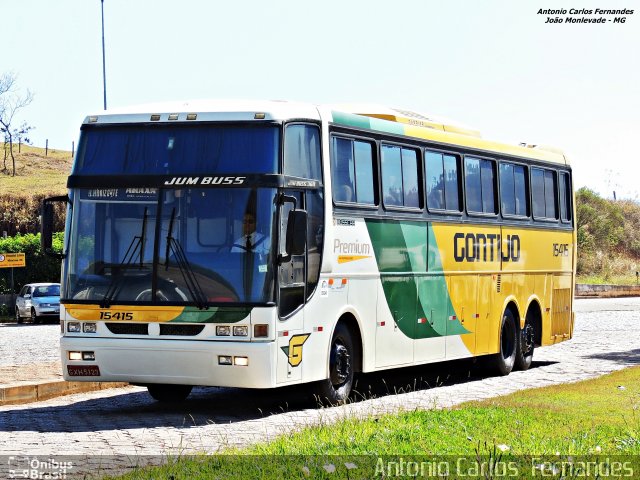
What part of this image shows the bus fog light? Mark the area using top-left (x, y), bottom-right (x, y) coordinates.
top-left (83, 322), bottom-right (97, 333)
top-left (218, 355), bottom-right (232, 365)
top-left (67, 322), bottom-right (81, 333)
top-left (253, 324), bottom-right (268, 338)
top-left (69, 351), bottom-right (82, 361)
top-left (82, 352), bottom-right (95, 361)
top-left (233, 325), bottom-right (248, 336)
top-left (234, 356), bottom-right (249, 366)
top-left (216, 326), bottom-right (231, 336)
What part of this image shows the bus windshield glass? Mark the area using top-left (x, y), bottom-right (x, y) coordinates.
top-left (66, 187), bottom-right (277, 305)
top-left (74, 124), bottom-right (280, 175)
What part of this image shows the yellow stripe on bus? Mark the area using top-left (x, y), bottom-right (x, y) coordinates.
top-left (64, 305), bottom-right (185, 323)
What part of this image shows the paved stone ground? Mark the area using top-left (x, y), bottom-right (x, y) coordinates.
top-left (0, 322), bottom-right (61, 385)
top-left (0, 298), bottom-right (638, 476)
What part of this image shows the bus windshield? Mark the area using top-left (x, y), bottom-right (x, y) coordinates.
top-left (74, 124), bottom-right (280, 175)
top-left (66, 187), bottom-right (277, 305)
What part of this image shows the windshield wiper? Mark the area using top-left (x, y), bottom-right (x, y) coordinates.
top-left (101, 207), bottom-right (149, 308)
top-left (164, 208), bottom-right (208, 309)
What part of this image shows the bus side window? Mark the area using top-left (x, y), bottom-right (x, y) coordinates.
top-left (426, 150), bottom-right (461, 212)
top-left (532, 167), bottom-right (558, 220)
top-left (381, 145), bottom-right (403, 206)
top-left (465, 156), bottom-right (497, 215)
top-left (331, 137), bottom-right (375, 204)
top-left (331, 137), bottom-right (355, 202)
top-left (500, 162), bottom-right (529, 217)
top-left (381, 144), bottom-right (420, 208)
top-left (284, 124), bottom-right (322, 181)
top-left (559, 172), bottom-right (572, 222)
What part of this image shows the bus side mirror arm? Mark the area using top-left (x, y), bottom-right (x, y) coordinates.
top-left (41, 195), bottom-right (69, 259)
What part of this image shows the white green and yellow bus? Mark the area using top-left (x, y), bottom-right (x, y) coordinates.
top-left (42, 100), bottom-right (575, 403)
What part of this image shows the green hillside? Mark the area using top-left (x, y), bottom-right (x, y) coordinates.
top-left (0, 143), bottom-right (71, 235)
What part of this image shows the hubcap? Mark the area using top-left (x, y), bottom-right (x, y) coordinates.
top-left (330, 343), bottom-right (351, 386)
top-left (521, 324), bottom-right (534, 355)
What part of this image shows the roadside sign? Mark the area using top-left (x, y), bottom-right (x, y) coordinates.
top-left (0, 253), bottom-right (26, 268)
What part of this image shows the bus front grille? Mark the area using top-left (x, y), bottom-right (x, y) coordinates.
top-left (105, 323), bottom-right (149, 335)
top-left (159, 324), bottom-right (205, 336)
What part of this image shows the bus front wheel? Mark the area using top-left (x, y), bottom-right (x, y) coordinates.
top-left (314, 323), bottom-right (354, 405)
top-left (489, 309), bottom-right (517, 376)
top-left (147, 384), bottom-right (193, 403)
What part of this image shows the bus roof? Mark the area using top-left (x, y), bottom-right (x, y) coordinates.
top-left (84, 99), bottom-right (322, 124)
top-left (83, 99), bottom-right (568, 166)
top-left (324, 103), bottom-right (569, 166)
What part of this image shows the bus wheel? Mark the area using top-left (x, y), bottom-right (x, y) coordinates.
top-left (489, 309), bottom-right (517, 376)
top-left (147, 384), bottom-right (193, 403)
top-left (515, 319), bottom-right (535, 371)
top-left (314, 323), bottom-right (354, 405)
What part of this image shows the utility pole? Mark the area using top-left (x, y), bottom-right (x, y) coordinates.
top-left (101, 0), bottom-right (107, 110)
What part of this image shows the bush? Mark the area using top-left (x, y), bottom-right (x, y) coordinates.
top-left (576, 187), bottom-right (640, 278)
top-left (0, 193), bottom-right (66, 236)
top-left (0, 232), bottom-right (63, 294)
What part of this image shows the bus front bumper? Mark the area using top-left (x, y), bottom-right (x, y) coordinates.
top-left (60, 337), bottom-right (277, 388)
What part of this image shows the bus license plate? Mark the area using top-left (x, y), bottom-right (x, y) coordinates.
top-left (67, 365), bottom-right (100, 376)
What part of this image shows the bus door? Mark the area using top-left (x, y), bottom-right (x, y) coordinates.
top-left (276, 191), bottom-right (307, 384)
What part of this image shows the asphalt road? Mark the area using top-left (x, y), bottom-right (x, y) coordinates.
top-left (0, 297), bottom-right (638, 476)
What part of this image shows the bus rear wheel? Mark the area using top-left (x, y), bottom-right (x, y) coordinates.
top-left (314, 323), bottom-right (354, 405)
top-left (147, 384), bottom-right (193, 403)
top-left (489, 309), bottom-right (517, 376)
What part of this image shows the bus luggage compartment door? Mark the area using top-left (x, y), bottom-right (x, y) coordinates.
top-left (375, 277), bottom-right (414, 368)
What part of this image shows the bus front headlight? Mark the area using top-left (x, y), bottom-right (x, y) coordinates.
top-left (67, 322), bottom-right (81, 333)
top-left (233, 326), bottom-right (248, 337)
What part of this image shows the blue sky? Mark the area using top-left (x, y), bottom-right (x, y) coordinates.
top-left (3, 0), bottom-right (639, 198)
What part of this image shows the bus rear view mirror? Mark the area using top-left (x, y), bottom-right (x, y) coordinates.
top-left (280, 209), bottom-right (307, 263)
top-left (41, 195), bottom-right (69, 259)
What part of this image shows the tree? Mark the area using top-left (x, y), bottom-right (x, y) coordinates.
top-left (3, 122), bottom-right (33, 171)
top-left (0, 72), bottom-right (34, 176)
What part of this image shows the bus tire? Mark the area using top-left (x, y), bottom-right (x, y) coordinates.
top-left (314, 322), bottom-right (354, 405)
top-left (515, 315), bottom-right (535, 371)
top-left (489, 309), bottom-right (517, 376)
top-left (147, 384), bottom-right (193, 403)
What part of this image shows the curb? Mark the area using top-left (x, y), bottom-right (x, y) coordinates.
top-left (575, 284), bottom-right (640, 298)
top-left (0, 380), bottom-right (129, 406)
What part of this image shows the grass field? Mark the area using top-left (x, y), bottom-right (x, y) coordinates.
top-left (578, 274), bottom-right (640, 286)
top-left (0, 143), bottom-right (71, 196)
top-left (110, 367), bottom-right (640, 479)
